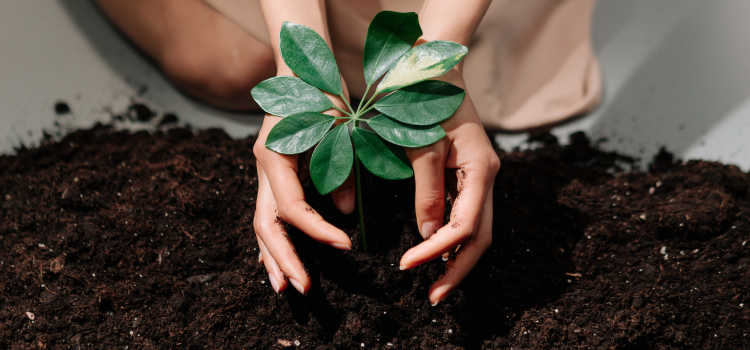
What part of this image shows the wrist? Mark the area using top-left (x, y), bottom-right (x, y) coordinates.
top-left (276, 67), bottom-right (295, 77)
top-left (418, 28), bottom-right (472, 49)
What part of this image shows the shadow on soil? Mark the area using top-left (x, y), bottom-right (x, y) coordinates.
top-left (280, 133), bottom-right (616, 347)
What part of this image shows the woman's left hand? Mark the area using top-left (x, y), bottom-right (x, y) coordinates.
top-left (399, 68), bottom-right (500, 306)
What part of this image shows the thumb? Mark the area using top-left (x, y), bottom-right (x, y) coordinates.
top-left (330, 172), bottom-right (355, 214)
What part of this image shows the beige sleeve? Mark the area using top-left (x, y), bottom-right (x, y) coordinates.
top-left (463, 0), bottom-right (602, 131)
top-left (203, 0), bottom-right (602, 131)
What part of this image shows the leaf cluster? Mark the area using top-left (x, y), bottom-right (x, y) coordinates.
top-left (251, 11), bottom-right (467, 195)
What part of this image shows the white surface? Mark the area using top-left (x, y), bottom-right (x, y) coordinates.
top-left (498, 0), bottom-right (750, 170)
top-left (0, 0), bottom-right (261, 153)
top-left (1, 0), bottom-right (749, 170)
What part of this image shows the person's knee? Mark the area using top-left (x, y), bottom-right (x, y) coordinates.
top-left (161, 40), bottom-right (275, 110)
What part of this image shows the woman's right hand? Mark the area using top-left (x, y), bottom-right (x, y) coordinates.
top-left (252, 92), bottom-right (355, 295)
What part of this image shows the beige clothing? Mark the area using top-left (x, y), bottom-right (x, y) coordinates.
top-left (204, 0), bottom-right (602, 131)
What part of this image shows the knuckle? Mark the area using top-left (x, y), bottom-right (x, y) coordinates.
top-left (418, 149), bottom-right (444, 164)
top-left (407, 143), bottom-right (445, 163)
top-left (252, 217), bottom-right (260, 233)
top-left (417, 191), bottom-right (445, 214)
top-left (276, 200), bottom-right (305, 223)
top-left (453, 226), bottom-right (472, 242)
top-left (254, 221), bottom-right (272, 236)
top-left (476, 231), bottom-right (492, 250)
top-left (252, 140), bottom-right (267, 160)
top-left (275, 205), bottom-right (290, 222)
top-left (253, 215), bottom-right (275, 234)
top-left (470, 154), bottom-right (500, 180)
top-left (486, 154), bottom-right (501, 176)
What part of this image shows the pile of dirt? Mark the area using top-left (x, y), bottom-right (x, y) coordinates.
top-left (1, 126), bottom-right (748, 349)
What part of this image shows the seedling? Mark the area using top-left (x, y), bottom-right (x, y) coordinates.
top-left (251, 11), bottom-right (467, 252)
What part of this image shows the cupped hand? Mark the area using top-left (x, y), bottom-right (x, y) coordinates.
top-left (253, 85), bottom-right (355, 295)
top-left (399, 68), bottom-right (501, 306)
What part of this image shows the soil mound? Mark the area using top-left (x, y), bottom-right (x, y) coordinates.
top-left (1, 127), bottom-right (748, 349)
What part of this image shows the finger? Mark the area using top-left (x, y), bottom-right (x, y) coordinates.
top-left (259, 150), bottom-right (352, 250)
top-left (429, 189), bottom-right (493, 305)
top-left (330, 172), bottom-right (355, 214)
top-left (399, 166), bottom-right (492, 270)
top-left (255, 162), bottom-right (311, 295)
top-left (256, 233), bottom-right (288, 294)
top-left (406, 141), bottom-right (448, 240)
top-left (441, 190), bottom-right (457, 261)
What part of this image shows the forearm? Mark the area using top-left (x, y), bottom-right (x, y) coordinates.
top-left (415, 0), bottom-right (490, 83)
top-left (259, 0), bottom-right (331, 76)
top-left (418, 0), bottom-right (492, 64)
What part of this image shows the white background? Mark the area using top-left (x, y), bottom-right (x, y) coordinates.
top-left (1, 0), bottom-right (749, 170)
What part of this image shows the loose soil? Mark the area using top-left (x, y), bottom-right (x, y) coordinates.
top-left (1, 126), bottom-right (748, 349)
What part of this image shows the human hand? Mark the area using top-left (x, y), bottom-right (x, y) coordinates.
top-left (398, 68), bottom-right (500, 306)
top-left (253, 87), bottom-right (355, 295)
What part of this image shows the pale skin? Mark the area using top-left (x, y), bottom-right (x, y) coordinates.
top-left (95, 0), bottom-right (499, 305)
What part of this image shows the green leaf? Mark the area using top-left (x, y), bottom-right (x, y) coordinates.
top-left (363, 11), bottom-right (422, 85)
top-left (280, 22), bottom-right (343, 95)
top-left (374, 80), bottom-right (465, 125)
top-left (310, 123), bottom-right (353, 194)
top-left (375, 41), bottom-right (468, 94)
top-left (265, 112), bottom-right (336, 155)
top-left (251, 76), bottom-right (334, 117)
top-left (367, 114), bottom-right (445, 147)
top-left (352, 128), bottom-right (412, 180)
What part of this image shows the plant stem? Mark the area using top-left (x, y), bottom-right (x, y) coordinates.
top-left (332, 105), bottom-right (350, 116)
top-left (357, 84), bottom-right (372, 114)
top-left (353, 140), bottom-right (367, 253)
top-left (360, 91), bottom-right (379, 114)
top-left (359, 104), bottom-right (377, 116)
top-left (348, 89), bottom-right (376, 253)
top-left (339, 93), bottom-right (355, 115)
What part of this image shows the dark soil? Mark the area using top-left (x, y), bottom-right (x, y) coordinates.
top-left (128, 104), bottom-right (156, 122)
top-left (1, 127), bottom-right (748, 349)
top-left (157, 113), bottom-right (179, 127)
top-left (54, 102), bottom-right (71, 116)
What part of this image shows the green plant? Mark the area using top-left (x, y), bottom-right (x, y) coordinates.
top-left (251, 11), bottom-right (467, 252)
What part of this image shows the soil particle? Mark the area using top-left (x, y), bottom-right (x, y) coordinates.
top-left (158, 113), bottom-right (179, 127)
top-left (1, 129), bottom-right (749, 349)
top-left (54, 101), bottom-right (70, 115)
top-left (186, 274), bottom-right (215, 284)
top-left (128, 103), bottom-right (155, 122)
top-left (48, 255), bottom-right (65, 273)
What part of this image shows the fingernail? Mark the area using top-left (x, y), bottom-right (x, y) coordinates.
top-left (289, 278), bottom-right (307, 295)
top-left (422, 221), bottom-right (440, 239)
top-left (331, 242), bottom-right (351, 251)
top-left (430, 285), bottom-right (452, 306)
top-left (268, 273), bottom-right (279, 293)
top-left (337, 188), bottom-right (355, 214)
top-left (442, 252), bottom-right (450, 262)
